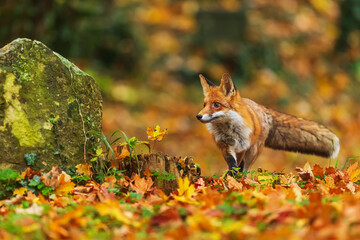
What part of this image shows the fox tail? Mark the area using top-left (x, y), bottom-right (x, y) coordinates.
top-left (264, 108), bottom-right (340, 159)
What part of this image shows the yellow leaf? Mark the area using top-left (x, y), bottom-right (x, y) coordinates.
top-left (55, 181), bottom-right (75, 195)
top-left (350, 168), bottom-right (360, 182)
top-left (94, 200), bottom-right (131, 224)
top-left (325, 176), bottom-right (335, 188)
top-left (177, 177), bottom-right (195, 199)
top-left (13, 187), bottom-right (27, 196)
top-left (347, 162), bottom-right (358, 177)
top-left (258, 175), bottom-right (273, 185)
top-left (76, 163), bottom-right (93, 177)
top-left (147, 125), bottom-right (168, 141)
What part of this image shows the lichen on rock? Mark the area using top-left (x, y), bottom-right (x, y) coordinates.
top-left (0, 73), bottom-right (44, 147)
top-left (0, 38), bottom-right (102, 171)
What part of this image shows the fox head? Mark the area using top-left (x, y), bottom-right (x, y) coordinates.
top-left (196, 73), bottom-right (241, 123)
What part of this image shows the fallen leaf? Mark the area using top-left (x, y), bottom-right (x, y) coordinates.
top-left (227, 176), bottom-right (243, 190)
top-left (175, 177), bottom-right (196, 202)
top-left (130, 174), bottom-right (153, 195)
top-left (151, 208), bottom-right (181, 226)
top-left (291, 183), bottom-right (302, 201)
top-left (325, 167), bottom-right (336, 175)
top-left (13, 187), bottom-right (27, 196)
top-left (58, 172), bottom-right (72, 185)
top-left (144, 168), bottom-right (153, 179)
top-left (94, 200), bottom-right (132, 224)
top-left (76, 163), bottom-right (93, 177)
top-left (41, 166), bottom-right (60, 188)
top-left (312, 164), bottom-right (324, 177)
top-left (55, 182), bottom-right (75, 195)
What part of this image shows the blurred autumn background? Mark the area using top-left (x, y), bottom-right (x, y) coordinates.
top-left (2, 0), bottom-right (359, 175)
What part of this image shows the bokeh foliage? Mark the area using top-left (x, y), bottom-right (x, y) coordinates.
top-left (1, 0), bottom-right (360, 174)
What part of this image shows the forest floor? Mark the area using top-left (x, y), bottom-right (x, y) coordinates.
top-left (1, 151), bottom-right (360, 239)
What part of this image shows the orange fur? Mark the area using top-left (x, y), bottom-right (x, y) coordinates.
top-left (197, 73), bottom-right (340, 172)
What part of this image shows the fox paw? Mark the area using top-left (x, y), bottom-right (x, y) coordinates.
top-left (226, 168), bottom-right (238, 177)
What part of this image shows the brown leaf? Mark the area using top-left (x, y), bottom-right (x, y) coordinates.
top-left (227, 176), bottom-right (243, 190)
top-left (298, 171), bottom-right (313, 182)
top-left (20, 167), bottom-right (41, 180)
top-left (41, 166), bottom-right (60, 188)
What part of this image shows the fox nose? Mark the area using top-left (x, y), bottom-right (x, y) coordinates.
top-left (196, 114), bottom-right (203, 120)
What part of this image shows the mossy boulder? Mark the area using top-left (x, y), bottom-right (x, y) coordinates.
top-left (0, 38), bottom-right (102, 171)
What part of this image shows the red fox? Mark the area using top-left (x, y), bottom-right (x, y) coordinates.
top-left (196, 73), bottom-right (340, 173)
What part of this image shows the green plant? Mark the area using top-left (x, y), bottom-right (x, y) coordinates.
top-left (341, 156), bottom-right (360, 170)
top-left (151, 170), bottom-right (176, 181)
top-left (21, 175), bottom-right (54, 197)
top-left (0, 169), bottom-right (21, 200)
top-left (119, 130), bottom-right (150, 175)
top-left (24, 153), bottom-right (37, 166)
top-left (88, 130), bottom-right (123, 182)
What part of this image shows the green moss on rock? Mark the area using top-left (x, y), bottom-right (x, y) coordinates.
top-left (0, 38), bottom-right (102, 171)
top-left (0, 73), bottom-right (44, 147)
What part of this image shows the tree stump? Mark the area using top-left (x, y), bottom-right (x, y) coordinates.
top-left (117, 147), bottom-right (201, 194)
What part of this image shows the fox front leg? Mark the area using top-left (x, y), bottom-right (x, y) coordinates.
top-left (223, 151), bottom-right (246, 175)
top-left (224, 153), bottom-right (237, 172)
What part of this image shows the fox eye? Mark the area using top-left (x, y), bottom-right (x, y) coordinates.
top-left (203, 102), bottom-right (206, 107)
top-left (213, 102), bottom-right (221, 108)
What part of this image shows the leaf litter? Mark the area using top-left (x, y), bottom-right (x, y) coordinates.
top-left (0, 161), bottom-right (360, 239)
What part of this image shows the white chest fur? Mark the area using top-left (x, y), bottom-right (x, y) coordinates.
top-left (206, 110), bottom-right (252, 153)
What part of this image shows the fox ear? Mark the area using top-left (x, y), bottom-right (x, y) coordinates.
top-left (220, 73), bottom-right (236, 97)
top-left (199, 74), bottom-right (215, 95)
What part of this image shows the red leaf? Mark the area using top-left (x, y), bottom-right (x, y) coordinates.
top-left (312, 164), bottom-right (324, 177)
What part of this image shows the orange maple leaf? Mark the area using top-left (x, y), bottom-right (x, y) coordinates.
top-left (347, 162), bottom-right (360, 182)
top-left (130, 174), bottom-right (154, 195)
top-left (117, 147), bottom-right (130, 160)
top-left (147, 125), bottom-right (168, 141)
top-left (76, 163), bottom-right (93, 177)
top-left (58, 172), bottom-right (72, 184)
top-left (312, 164), bottom-right (324, 177)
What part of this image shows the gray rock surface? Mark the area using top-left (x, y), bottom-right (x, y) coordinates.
top-left (0, 38), bottom-right (102, 171)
